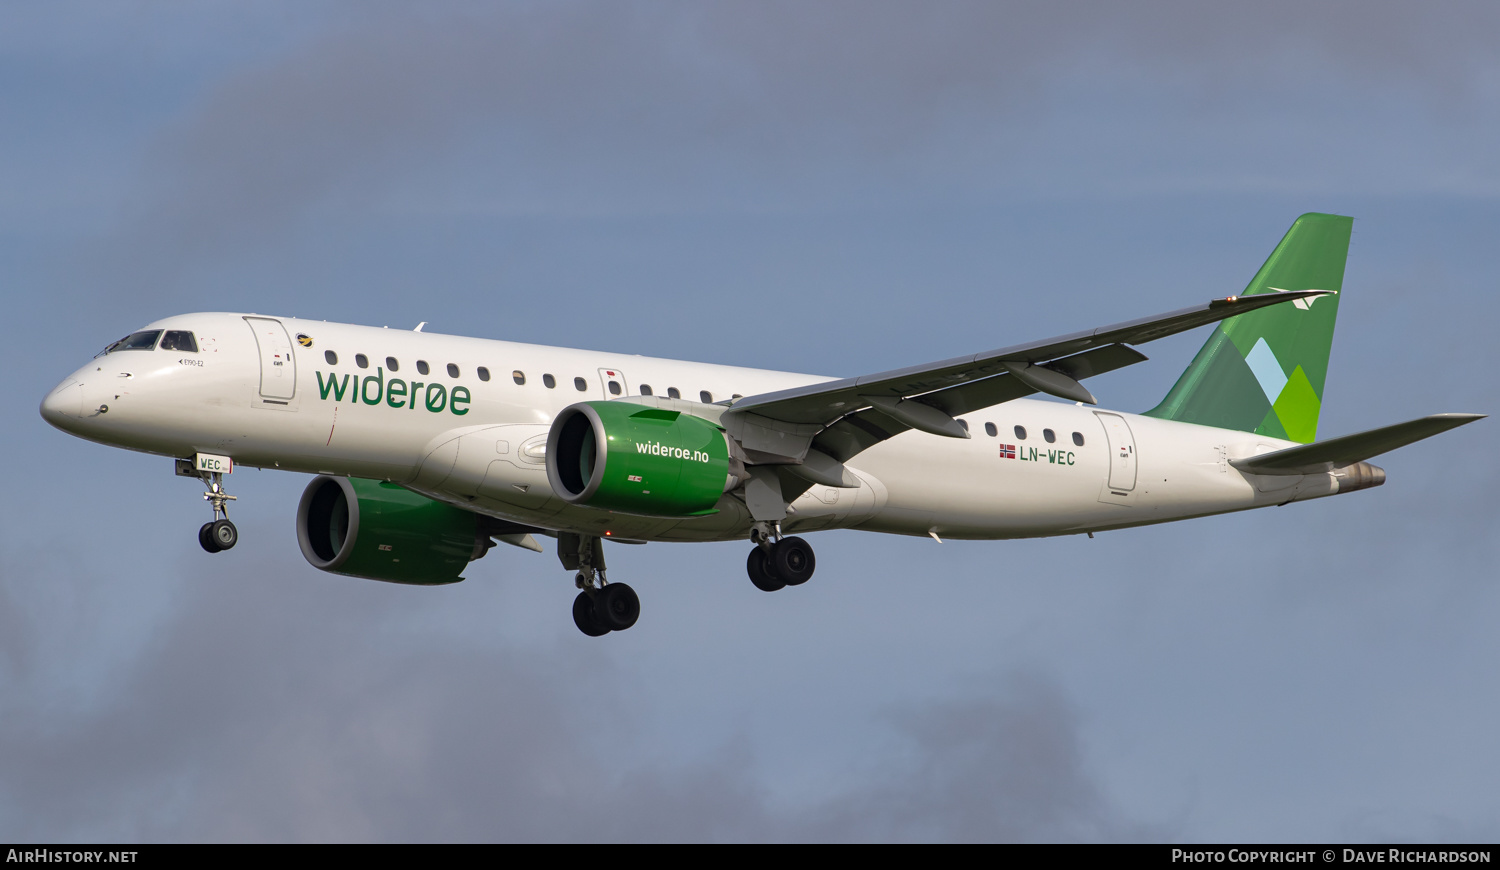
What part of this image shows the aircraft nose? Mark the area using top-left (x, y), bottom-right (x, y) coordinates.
top-left (40, 378), bottom-right (83, 427)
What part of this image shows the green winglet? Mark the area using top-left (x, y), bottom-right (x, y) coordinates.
top-left (1144, 213), bottom-right (1353, 442)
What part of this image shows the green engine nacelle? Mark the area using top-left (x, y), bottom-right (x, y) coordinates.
top-left (546, 401), bottom-right (735, 517)
top-left (296, 476), bottom-right (489, 585)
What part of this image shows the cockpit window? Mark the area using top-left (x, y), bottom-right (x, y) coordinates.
top-left (100, 330), bottom-right (162, 355)
top-left (160, 331), bottom-right (198, 352)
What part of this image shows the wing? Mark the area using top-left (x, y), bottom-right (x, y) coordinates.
top-left (721, 291), bottom-right (1331, 477)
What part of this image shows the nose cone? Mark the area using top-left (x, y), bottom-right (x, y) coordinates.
top-left (40, 377), bottom-right (84, 430)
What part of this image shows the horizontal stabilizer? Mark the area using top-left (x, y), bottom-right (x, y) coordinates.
top-left (1230, 413), bottom-right (1484, 476)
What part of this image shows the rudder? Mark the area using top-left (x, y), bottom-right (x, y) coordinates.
top-left (1144, 213), bottom-right (1352, 443)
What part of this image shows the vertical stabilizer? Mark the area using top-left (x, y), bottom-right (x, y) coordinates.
top-left (1144, 213), bottom-right (1352, 443)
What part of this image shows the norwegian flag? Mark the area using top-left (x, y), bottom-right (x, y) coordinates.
top-left (999, 444), bottom-right (1016, 459)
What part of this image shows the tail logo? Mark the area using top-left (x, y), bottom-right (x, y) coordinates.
top-left (1244, 339), bottom-right (1288, 403)
top-left (1268, 288), bottom-right (1338, 310)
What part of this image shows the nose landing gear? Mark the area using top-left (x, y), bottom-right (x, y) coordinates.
top-left (198, 518), bottom-right (238, 553)
top-left (746, 523), bottom-right (815, 592)
top-left (196, 471), bottom-right (238, 553)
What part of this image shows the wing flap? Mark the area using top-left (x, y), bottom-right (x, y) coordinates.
top-left (1230, 413), bottom-right (1485, 475)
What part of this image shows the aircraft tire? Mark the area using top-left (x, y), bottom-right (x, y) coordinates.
top-left (596, 583), bottom-right (640, 631)
top-left (747, 547), bottom-right (785, 592)
top-left (573, 591), bottom-right (611, 637)
top-left (772, 536), bottom-right (815, 586)
top-left (198, 522), bottom-right (221, 553)
top-left (210, 519), bottom-right (238, 551)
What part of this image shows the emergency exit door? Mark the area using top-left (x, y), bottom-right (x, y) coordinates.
top-left (1094, 411), bottom-right (1137, 493)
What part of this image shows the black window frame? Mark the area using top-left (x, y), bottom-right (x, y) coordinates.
top-left (99, 330), bottom-right (162, 356)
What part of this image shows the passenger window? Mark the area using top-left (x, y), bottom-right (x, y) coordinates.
top-left (448, 363), bottom-right (460, 378)
top-left (324, 350), bottom-right (338, 365)
top-left (574, 377), bottom-right (588, 392)
top-left (1014, 425), bottom-right (1027, 440)
top-left (608, 381), bottom-right (622, 396)
top-left (700, 390), bottom-right (713, 403)
top-left (161, 331), bottom-right (198, 352)
top-left (958, 419), bottom-right (970, 432)
top-left (1044, 429), bottom-right (1056, 443)
top-left (543, 374), bottom-right (556, 389)
top-left (640, 384), bottom-right (653, 396)
top-left (355, 354), bottom-right (369, 369)
top-left (1072, 431), bottom-right (1085, 447)
top-left (385, 357), bottom-right (399, 372)
top-left (416, 360), bottom-right (430, 375)
top-left (478, 367), bottom-right (491, 382)
top-left (667, 387), bottom-right (681, 399)
top-left (512, 370), bottom-right (526, 385)
top-left (984, 422), bottom-right (997, 437)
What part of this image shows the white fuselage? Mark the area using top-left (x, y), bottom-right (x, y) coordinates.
top-left (42, 313), bottom-right (1344, 544)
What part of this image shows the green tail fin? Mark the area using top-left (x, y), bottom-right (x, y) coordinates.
top-left (1144, 213), bottom-right (1352, 443)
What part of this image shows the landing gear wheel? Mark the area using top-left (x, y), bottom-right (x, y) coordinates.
top-left (747, 547), bottom-right (786, 592)
top-left (595, 583), bottom-right (640, 631)
top-left (199, 522), bottom-right (222, 553)
top-left (772, 536), bottom-right (815, 586)
top-left (210, 519), bottom-right (238, 551)
top-left (573, 591), bottom-right (611, 637)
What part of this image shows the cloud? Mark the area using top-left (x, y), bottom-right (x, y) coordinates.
top-left (43, 0), bottom-right (1497, 328)
top-left (0, 546), bottom-right (1145, 841)
top-left (101, 1), bottom-right (1500, 267)
top-left (798, 672), bottom-right (1162, 842)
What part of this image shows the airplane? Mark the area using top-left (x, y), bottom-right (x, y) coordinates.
top-left (39, 213), bottom-right (1483, 637)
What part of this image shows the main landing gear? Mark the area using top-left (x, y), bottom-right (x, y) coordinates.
top-left (746, 522), bottom-right (815, 592)
top-left (560, 533), bottom-right (640, 637)
top-left (196, 471), bottom-right (238, 554)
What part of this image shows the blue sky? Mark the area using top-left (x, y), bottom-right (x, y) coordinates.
top-left (3, 2), bottom-right (1498, 842)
